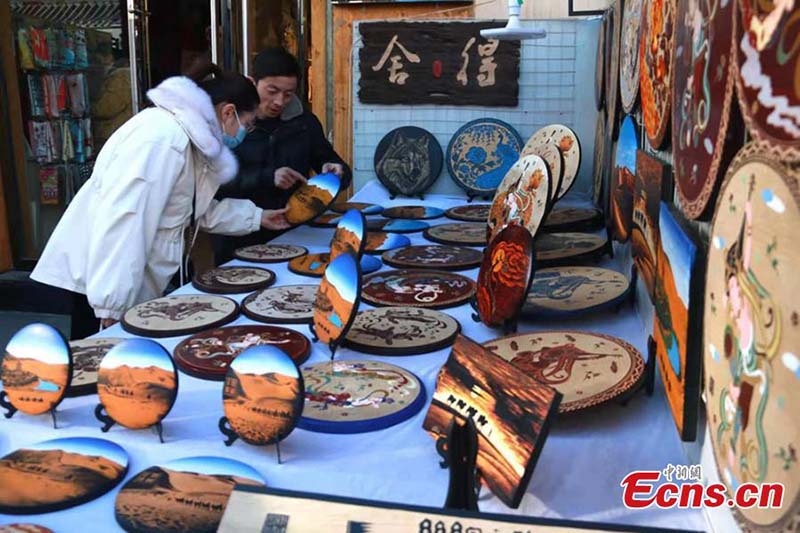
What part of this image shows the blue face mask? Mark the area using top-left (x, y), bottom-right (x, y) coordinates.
top-left (222, 109), bottom-right (247, 148)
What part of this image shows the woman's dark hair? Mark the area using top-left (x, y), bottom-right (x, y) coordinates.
top-left (185, 59), bottom-right (259, 112)
top-left (252, 48), bottom-right (301, 81)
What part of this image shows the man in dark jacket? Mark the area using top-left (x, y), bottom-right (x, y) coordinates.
top-left (213, 48), bottom-right (351, 262)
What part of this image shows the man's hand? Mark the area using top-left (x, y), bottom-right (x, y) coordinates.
top-left (274, 167), bottom-right (307, 190)
top-left (261, 208), bottom-right (291, 230)
top-left (100, 318), bottom-right (118, 329)
top-left (322, 162), bottom-right (344, 177)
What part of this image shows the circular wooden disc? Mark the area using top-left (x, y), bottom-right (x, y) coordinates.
top-left (192, 266), bottom-right (275, 294)
top-left (640, 0), bottom-right (676, 148)
top-left (524, 125), bottom-right (581, 200)
top-left (735, 2), bottom-right (800, 158)
top-left (488, 155), bottom-right (551, 243)
top-left (423, 222), bottom-right (487, 246)
top-left (382, 245), bottom-right (482, 271)
top-left (241, 284), bottom-right (318, 324)
top-left (476, 224), bottom-right (535, 327)
top-left (330, 209), bottom-right (366, 262)
top-left (307, 213), bottom-right (341, 227)
top-left (374, 126), bottom-right (443, 197)
top-left (0, 437), bottom-right (128, 514)
top-left (331, 202), bottom-right (383, 215)
top-left (542, 206), bottom-right (604, 232)
top-left (0, 525), bottom-right (53, 533)
top-left (98, 339), bottom-right (177, 430)
top-left (521, 141), bottom-right (563, 205)
top-left (174, 325), bottom-right (311, 381)
top-left (523, 266), bottom-right (630, 317)
top-left (233, 243), bottom-right (308, 263)
top-left (483, 331), bottom-right (645, 412)
top-left (285, 172), bottom-right (341, 225)
top-left (313, 253), bottom-right (361, 345)
top-left (362, 269), bottom-right (476, 309)
top-left (381, 206), bottom-right (445, 220)
top-left (223, 345), bottom-right (304, 445)
top-left (364, 231), bottom-right (411, 254)
top-left (606, 1), bottom-right (623, 139)
top-left (2, 324), bottom-right (70, 416)
top-left (611, 116), bottom-right (638, 242)
top-left (703, 144), bottom-right (800, 530)
top-left (620, 0), bottom-right (644, 113)
top-left (672, 0), bottom-right (737, 219)
top-left (535, 232), bottom-right (608, 263)
top-left (121, 295), bottom-right (239, 338)
top-left (115, 457), bottom-right (264, 533)
top-left (592, 114), bottom-right (607, 205)
top-left (345, 307), bottom-right (460, 355)
top-left (365, 218), bottom-right (430, 233)
top-left (444, 204), bottom-right (491, 222)
top-left (446, 119), bottom-right (523, 195)
top-left (67, 337), bottom-right (124, 397)
top-left (299, 360), bottom-right (426, 433)
top-left (289, 252), bottom-right (330, 277)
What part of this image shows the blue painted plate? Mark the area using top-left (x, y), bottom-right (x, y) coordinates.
top-left (366, 219), bottom-right (430, 233)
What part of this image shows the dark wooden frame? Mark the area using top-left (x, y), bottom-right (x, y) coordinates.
top-left (568, 0), bottom-right (607, 16)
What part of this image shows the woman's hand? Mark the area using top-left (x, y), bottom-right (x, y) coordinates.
top-left (322, 162), bottom-right (344, 177)
top-left (274, 167), bottom-right (307, 190)
top-left (100, 318), bottom-right (118, 329)
top-left (261, 208), bottom-right (291, 230)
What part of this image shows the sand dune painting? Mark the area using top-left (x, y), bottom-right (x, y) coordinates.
top-left (2, 323), bottom-right (70, 415)
top-left (313, 253), bottom-right (360, 345)
top-left (611, 116), bottom-right (637, 242)
top-left (329, 209), bottom-right (366, 261)
top-left (0, 437), bottom-right (128, 513)
top-left (223, 345), bottom-right (304, 445)
top-left (115, 456), bottom-right (265, 533)
top-left (97, 339), bottom-right (177, 430)
top-left (285, 173), bottom-right (341, 225)
top-left (364, 231), bottom-right (410, 254)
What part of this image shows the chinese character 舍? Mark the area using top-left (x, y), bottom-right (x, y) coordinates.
top-left (372, 35), bottom-right (420, 85)
top-left (477, 39), bottom-right (499, 87)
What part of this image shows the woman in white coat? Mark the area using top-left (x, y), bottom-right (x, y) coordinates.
top-left (31, 65), bottom-right (289, 333)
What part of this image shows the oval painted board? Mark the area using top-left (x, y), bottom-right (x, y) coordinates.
top-left (620, 0), bottom-right (644, 113)
top-left (233, 244), bottom-right (308, 263)
top-left (242, 284), bottom-right (318, 324)
top-left (192, 266), bottom-right (276, 294)
top-left (285, 172), bottom-right (341, 226)
top-left (382, 245), bottom-right (483, 271)
top-left (522, 266), bottom-right (630, 317)
top-left (423, 222), bottom-right (487, 246)
top-left (381, 206), bottom-right (445, 220)
top-left (330, 209), bottom-right (366, 262)
top-left (640, 0), bottom-right (676, 148)
top-left (289, 252), bottom-right (381, 278)
top-left (524, 125), bottom-right (581, 200)
top-left (487, 154), bottom-right (551, 243)
top-left (611, 116), bottom-right (638, 242)
top-left (67, 337), bottom-right (125, 397)
top-left (331, 202), bottom-right (383, 215)
top-left (364, 232), bottom-right (411, 255)
top-left (313, 253), bottom-right (362, 346)
top-left (365, 219), bottom-right (430, 234)
top-left (534, 232), bottom-right (609, 265)
top-left (520, 141), bottom-right (563, 206)
top-left (121, 295), bottom-right (239, 338)
top-left (542, 206), bottom-right (604, 232)
top-left (374, 126), bottom-right (443, 197)
top-left (444, 204), bottom-right (491, 222)
top-left (299, 360), bottom-right (426, 433)
top-left (483, 331), bottom-right (645, 412)
top-left (362, 269), bottom-right (476, 309)
top-left (345, 307), bottom-right (460, 356)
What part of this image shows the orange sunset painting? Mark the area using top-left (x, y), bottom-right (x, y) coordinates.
top-left (313, 253), bottom-right (360, 345)
top-left (285, 173), bottom-right (340, 225)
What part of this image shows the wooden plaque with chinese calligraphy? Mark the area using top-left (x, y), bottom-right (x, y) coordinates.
top-left (632, 150), bottom-right (668, 299)
top-left (639, 0), bottom-right (676, 148)
top-left (358, 22), bottom-right (520, 107)
top-left (374, 127), bottom-right (443, 197)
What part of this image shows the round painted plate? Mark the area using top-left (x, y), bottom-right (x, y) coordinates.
top-left (330, 209), bottom-right (366, 261)
top-left (192, 266), bottom-right (276, 294)
top-left (345, 307), bottom-right (460, 356)
top-left (2, 323), bottom-right (70, 415)
top-left (620, 0), bottom-right (644, 113)
top-left (97, 339), bottom-right (177, 430)
top-left (115, 456), bottom-right (265, 533)
top-left (288, 253), bottom-right (381, 277)
top-left (524, 125), bottom-right (581, 200)
top-left (735, 2), bottom-right (800, 158)
top-left (241, 284), bottom-right (318, 324)
top-left (313, 253), bottom-right (361, 345)
top-left (299, 360), bottom-right (426, 433)
top-left (365, 219), bottom-right (430, 233)
top-left (535, 232), bottom-right (608, 264)
top-left (423, 222), bottom-right (487, 246)
top-left (488, 155), bottom-right (550, 243)
top-left (331, 202), bottom-right (383, 215)
top-left (285, 172), bottom-right (341, 226)
top-left (222, 345), bottom-right (304, 445)
top-left (0, 437), bottom-right (128, 514)
top-left (672, 0), bottom-right (737, 219)
top-left (374, 126), bottom-right (443, 197)
top-left (121, 295), bottom-right (239, 338)
top-left (611, 116), bottom-right (638, 242)
top-left (446, 118), bottom-right (523, 196)
top-left (606, 0), bottom-right (623, 139)
top-left (233, 243), bottom-right (308, 263)
top-left (521, 141), bottom-right (564, 206)
top-left (483, 331), bottom-right (645, 412)
top-left (522, 266), bottom-right (630, 317)
top-left (362, 269), bottom-right (476, 309)
top-left (381, 206), bottom-right (445, 220)
top-left (173, 325), bottom-right (311, 381)
top-left (307, 213), bottom-right (341, 228)
top-left (0, 526), bottom-right (53, 533)
top-left (444, 204), bottom-right (491, 222)
top-left (640, 0), bottom-right (676, 148)
top-left (364, 232), bottom-right (411, 254)
top-left (542, 206), bottom-right (604, 232)
top-left (703, 143), bottom-right (800, 531)
top-left (67, 338), bottom-right (125, 397)
top-left (382, 245), bottom-right (482, 271)
top-left (476, 224), bottom-right (535, 327)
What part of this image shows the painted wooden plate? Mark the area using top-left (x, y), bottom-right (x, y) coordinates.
top-left (611, 116), bottom-right (638, 242)
top-left (620, 0), bottom-right (644, 113)
top-left (444, 204), bottom-right (491, 222)
top-left (639, 0), bottom-right (676, 148)
top-left (345, 307), bottom-right (460, 356)
top-left (592, 114), bottom-right (607, 206)
top-left (606, 0), bottom-right (623, 139)
top-left (233, 243), bottom-right (308, 263)
top-left (299, 360), bottom-right (426, 433)
top-left (241, 284), bottom-right (318, 324)
top-left (483, 331), bottom-right (645, 412)
top-left (330, 209), bottom-right (366, 261)
top-left (173, 325), bottom-right (311, 381)
top-left (446, 118), bottom-right (523, 196)
top-left (285, 172), bottom-right (341, 226)
top-left (423, 222), bottom-right (487, 246)
top-left (534, 232), bottom-right (609, 265)
top-left (365, 219), bottom-right (430, 233)
top-left (288, 252), bottom-right (381, 277)
top-left (115, 457), bottom-right (264, 533)
top-left (542, 206), bottom-right (604, 232)
top-left (363, 232), bottom-right (411, 254)
top-left (362, 269), bottom-right (477, 309)
top-left (522, 266), bottom-right (630, 317)
top-left (222, 345), bottom-right (304, 446)
top-left (307, 213), bottom-right (341, 228)
top-left (487, 155), bottom-right (551, 243)
top-left (97, 339), bottom-right (177, 430)
top-left (331, 202), bottom-right (383, 215)
top-left (313, 253), bottom-right (361, 346)
top-left (121, 295), bottom-right (239, 338)
top-left (672, 0), bottom-right (738, 219)
top-left (382, 245), bottom-right (482, 271)
top-left (0, 437), bottom-right (128, 514)
top-left (374, 126), bottom-right (443, 197)
top-left (524, 125), bottom-right (581, 200)
top-left (2, 323), bottom-right (71, 416)
top-left (0, 525), bottom-right (53, 532)
top-left (703, 143), bottom-right (800, 531)
top-left (67, 337), bottom-right (124, 397)
top-left (192, 266), bottom-right (276, 294)
top-left (381, 206), bottom-right (445, 220)
top-left (476, 224), bottom-right (535, 327)
top-left (521, 141), bottom-right (563, 206)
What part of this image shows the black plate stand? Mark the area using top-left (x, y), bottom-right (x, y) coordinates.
top-left (436, 417), bottom-right (480, 512)
top-left (219, 416), bottom-right (283, 463)
top-left (95, 404), bottom-right (165, 443)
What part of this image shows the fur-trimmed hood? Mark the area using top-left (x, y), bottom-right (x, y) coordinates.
top-left (147, 76), bottom-right (238, 184)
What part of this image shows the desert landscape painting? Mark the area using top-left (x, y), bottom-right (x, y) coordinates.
top-left (329, 210), bottom-right (365, 261)
top-left (289, 252), bottom-right (331, 276)
top-left (364, 232), bottom-right (410, 254)
top-left (313, 254), bottom-right (360, 345)
top-left (611, 117), bottom-right (637, 242)
top-left (632, 150), bottom-right (666, 298)
top-left (285, 173), bottom-right (340, 225)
